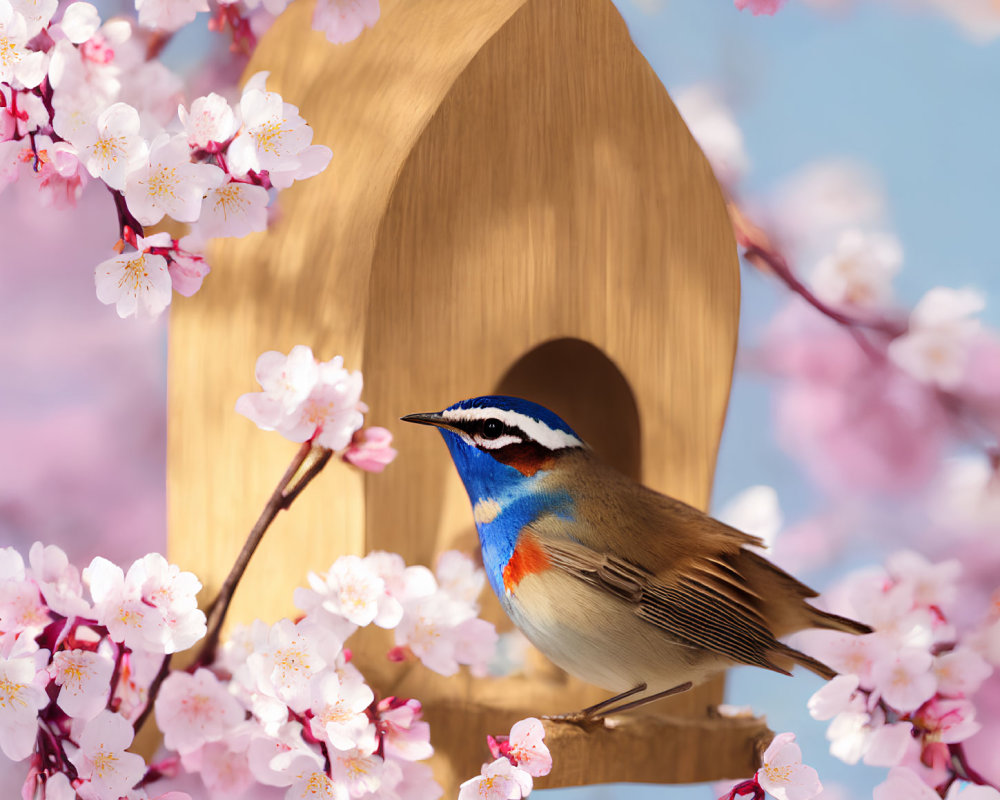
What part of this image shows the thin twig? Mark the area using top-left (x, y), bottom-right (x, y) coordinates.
top-left (132, 653), bottom-right (172, 735)
top-left (195, 440), bottom-right (318, 666)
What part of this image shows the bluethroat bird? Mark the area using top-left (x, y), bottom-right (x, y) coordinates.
top-left (403, 396), bottom-right (871, 720)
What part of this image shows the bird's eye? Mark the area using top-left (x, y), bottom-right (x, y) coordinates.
top-left (481, 418), bottom-right (505, 440)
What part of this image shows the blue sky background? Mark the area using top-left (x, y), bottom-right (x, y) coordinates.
top-left (544, 1), bottom-right (999, 798)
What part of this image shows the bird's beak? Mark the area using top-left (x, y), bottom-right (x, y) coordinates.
top-left (400, 412), bottom-right (464, 435)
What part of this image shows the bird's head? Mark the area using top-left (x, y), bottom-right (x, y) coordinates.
top-left (402, 395), bottom-right (586, 500)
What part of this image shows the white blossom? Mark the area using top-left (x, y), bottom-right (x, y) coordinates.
top-left (50, 649), bottom-right (113, 721)
top-left (66, 710), bottom-right (147, 797)
top-left (94, 235), bottom-right (172, 319)
top-left (72, 101), bottom-right (148, 191)
top-left (124, 133), bottom-right (225, 225)
top-left (811, 229), bottom-right (902, 308)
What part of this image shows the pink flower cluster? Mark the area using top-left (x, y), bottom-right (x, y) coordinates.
top-left (0, 543), bottom-right (204, 800)
top-left (459, 717), bottom-right (553, 800)
top-left (801, 551), bottom-right (998, 796)
top-left (1, 540), bottom-right (500, 799)
top-left (1, 0), bottom-right (385, 320)
top-left (158, 549), bottom-right (496, 799)
top-left (718, 732), bottom-right (822, 800)
top-left (235, 345), bottom-right (399, 464)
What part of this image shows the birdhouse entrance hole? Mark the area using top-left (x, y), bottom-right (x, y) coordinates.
top-left (496, 338), bottom-right (641, 482)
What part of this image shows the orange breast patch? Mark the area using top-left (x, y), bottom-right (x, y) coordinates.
top-left (502, 531), bottom-right (551, 592)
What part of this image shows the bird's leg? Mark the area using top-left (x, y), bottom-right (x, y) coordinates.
top-left (543, 681), bottom-right (693, 726)
top-left (592, 681), bottom-right (693, 717)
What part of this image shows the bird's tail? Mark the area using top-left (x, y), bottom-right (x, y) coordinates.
top-left (774, 643), bottom-right (839, 681)
top-left (805, 605), bottom-right (873, 636)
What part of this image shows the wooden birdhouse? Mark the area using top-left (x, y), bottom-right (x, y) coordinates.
top-left (168, 0), bottom-right (771, 792)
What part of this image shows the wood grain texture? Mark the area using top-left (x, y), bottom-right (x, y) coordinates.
top-left (167, 0), bottom-right (749, 790)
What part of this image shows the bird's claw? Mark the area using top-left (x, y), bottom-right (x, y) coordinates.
top-left (541, 711), bottom-right (608, 729)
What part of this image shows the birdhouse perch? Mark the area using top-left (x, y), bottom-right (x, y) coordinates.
top-left (168, 0), bottom-right (772, 792)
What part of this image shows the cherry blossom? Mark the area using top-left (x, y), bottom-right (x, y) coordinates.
top-left (9, 0), bottom-right (57, 36)
top-left (0, 634), bottom-right (49, 761)
top-left (871, 649), bottom-right (937, 712)
top-left (328, 748), bottom-right (385, 796)
top-left (70, 101), bottom-right (148, 191)
top-left (873, 766), bottom-right (940, 800)
top-left (378, 696), bottom-right (432, 762)
top-left (756, 732), bottom-right (823, 800)
top-left (236, 348), bottom-right (365, 450)
top-left (180, 735), bottom-right (256, 798)
top-left (312, 0), bottom-right (380, 45)
top-left (127, 553), bottom-right (207, 653)
top-left (50, 648), bottom-right (113, 720)
top-left (0, 1), bottom-right (47, 88)
top-left (503, 718), bottom-right (552, 778)
top-left (734, 0), bottom-right (786, 15)
top-left (396, 591), bottom-right (498, 676)
top-left (342, 426), bottom-right (398, 473)
top-left (247, 721), bottom-right (325, 787)
top-left (287, 771), bottom-right (348, 800)
top-left (227, 72), bottom-right (332, 188)
top-left (66, 709), bottom-right (147, 798)
top-left (0, 573), bottom-right (50, 633)
top-left (933, 647), bottom-right (993, 696)
top-left (197, 179), bottom-right (269, 238)
top-left (83, 556), bottom-right (165, 651)
top-left (458, 757), bottom-right (533, 800)
top-left (434, 550), bottom-right (487, 607)
top-left (246, 618), bottom-right (329, 714)
top-left (888, 287), bottom-right (986, 388)
top-left (308, 670), bottom-right (376, 752)
top-left (154, 668), bottom-right (244, 754)
top-left (673, 84), bottom-right (749, 185)
top-left (94, 235), bottom-right (172, 319)
top-left (312, 554), bottom-right (403, 628)
top-left (123, 132), bottom-right (225, 225)
top-left (57, 2), bottom-right (101, 44)
top-left (179, 92), bottom-right (238, 148)
top-left (134, 0), bottom-right (209, 31)
top-left (810, 229), bottom-right (902, 309)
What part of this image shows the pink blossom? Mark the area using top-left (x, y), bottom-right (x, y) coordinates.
top-left (933, 647), bottom-right (993, 696)
top-left (71, 101), bottom-right (148, 191)
top-left (312, 0), bottom-right (380, 45)
top-left (756, 732), bottom-right (823, 800)
top-left (94, 235), bottom-right (173, 319)
top-left (761, 300), bottom-right (947, 496)
top-left (888, 287), bottom-right (985, 389)
top-left (123, 133), bottom-right (225, 226)
top-left (342, 426), bottom-right (397, 473)
top-left (328, 748), bottom-right (384, 796)
top-left (245, 619), bottom-right (329, 715)
top-left (154, 668), bottom-right (244, 754)
top-left (246, 721), bottom-right (324, 787)
top-left (434, 550), bottom-right (486, 607)
top-left (287, 771), bottom-right (347, 800)
top-left (57, 3), bottom-right (101, 44)
top-left (67, 710), bottom-right (147, 798)
top-left (378, 697), bottom-right (433, 762)
top-left (873, 766), bottom-right (939, 800)
top-left (915, 698), bottom-right (981, 744)
top-left (308, 671), bottom-right (376, 753)
top-left (808, 674), bottom-right (861, 720)
top-left (50, 649), bottom-right (113, 721)
top-left (810, 229), bottom-right (902, 309)
top-left (180, 735), bottom-right (255, 798)
top-left (505, 717), bottom-right (552, 778)
top-left (871, 648), bottom-right (937, 712)
top-left (673, 84), bottom-right (749, 185)
top-left (197, 180), bottom-right (269, 239)
top-left (458, 757), bottom-right (533, 800)
top-left (134, 0), bottom-right (209, 31)
top-left (166, 240), bottom-right (211, 297)
top-left (0, 634), bottom-right (49, 761)
top-left (734, 0), bottom-right (786, 15)
top-left (863, 722), bottom-right (913, 767)
top-left (179, 92), bottom-right (238, 148)
top-left (0, 4), bottom-right (47, 88)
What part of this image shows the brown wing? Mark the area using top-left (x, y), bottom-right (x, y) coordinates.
top-left (539, 536), bottom-right (794, 675)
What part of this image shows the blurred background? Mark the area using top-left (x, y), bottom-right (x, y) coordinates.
top-left (2, 0), bottom-right (998, 797)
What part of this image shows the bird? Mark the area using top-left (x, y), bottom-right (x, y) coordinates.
top-left (402, 395), bottom-right (871, 720)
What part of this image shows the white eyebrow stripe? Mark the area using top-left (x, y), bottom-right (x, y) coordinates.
top-left (441, 407), bottom-right (584, 450)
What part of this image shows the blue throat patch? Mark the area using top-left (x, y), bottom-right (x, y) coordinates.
top-left (440, 428), bottom-right (574, 599)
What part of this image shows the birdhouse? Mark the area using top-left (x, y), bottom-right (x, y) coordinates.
top-left (167, 0), bottom-right (771, 792)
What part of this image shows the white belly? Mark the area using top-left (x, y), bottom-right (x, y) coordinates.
top-left (502, 569), bottom-right (728, 695)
